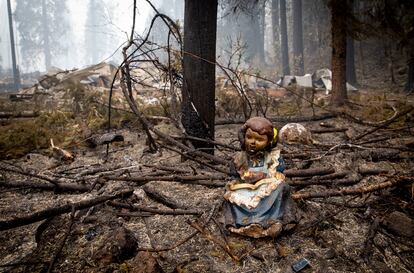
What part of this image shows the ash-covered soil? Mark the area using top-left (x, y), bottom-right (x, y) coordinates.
top-left (1, 103), bottom-right (414, 273)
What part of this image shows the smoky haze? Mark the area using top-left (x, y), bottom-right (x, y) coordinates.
top-left (0, 0), bottom-right (408, 92)
top-left (0, 0), bottom-right (155, 74)
top-left (0, 0), bottom-right (327, 74)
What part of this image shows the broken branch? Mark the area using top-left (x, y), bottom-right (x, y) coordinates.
top-left (0, 189), bottom-right (133, 231)
top-left (292, 177), bottom-right (411, 200)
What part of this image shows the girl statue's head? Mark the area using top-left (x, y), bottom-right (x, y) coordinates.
top-left (238, 117), bottom-right (278, 154)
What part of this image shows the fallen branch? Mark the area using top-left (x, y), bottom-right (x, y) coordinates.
top-left (0, 189), bottom-right (133, 231)
top-left (292, 177), bottom-right (411, 200)
top-left (361, 217), bottom-right (380, 262)
top-left (105, 173), bottom-right (226, 185)
top-left (353, 106), bottom-right (414, 141)
top-left (0, 111), bottom-right (39, 119)
top-left (311, 127), bottom-right (348, 134)
top-left (47, 207), bottom-right (75, 273)
top-left (358, 167), bottom-right (389, 176)
top-left (188, 220), bottom-right (240, 262)
top-left (284, 167), bottom-right (335, 178)
top-left (143, 186), bottom-right (185, 209)
top-left (0, 165), bottom-right (59, 186)
top-left (289, 175), bottom-right (360, 187)
top-left (143, 164), bottom-right (190, 174)
top-left (215, 112), bottom-right (336, 125)
top-left (108, 201), bottom-right (201, 215)
top-left (174, 135), bottom-right (240, 151)
top-left (0, 180), bottom-right (90, 192)
top-left (158, 142), bottom-right (231, 174)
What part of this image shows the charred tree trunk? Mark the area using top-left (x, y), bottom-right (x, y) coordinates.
top-left (240, 5), bottom-right (264, 64)
top-left (41, 0), bottom-right (51, 70)
top-left (346, 36), bottom-right (357, 86)
top-left (405, 51), bottom-right (414, 93)
top-left (329, 0), bottom-right (348, 106)
top-left (292, 0), bottom-right (304, 75)
top-left (383, 40), bottom-right (396, 84)
top-left (6, 0), bottom-right (20, 91)
top-left (346, 0), bottom-right (357, 86)
top-left (271, 0), bottom-right (281, 72)
top-left (280, 0), bottom-right (290, 75)
top-left (182, 0), bottom-right (217, 154)
top-left (259, 4), bottom-right (266, 64)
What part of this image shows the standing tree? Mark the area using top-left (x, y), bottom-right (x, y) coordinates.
top-left (329, 0), bottom-right (348, 106)
top-left (366, 0), bottom-right (414, 93)
top-left (280, 0), bottom-right (290, 75)
top-left (85, 0), bottom-right (114, 65)
top-left (15, 0), bottom-right (69, 71)
top-left (292, 0), bottom-right (304, 75)
top-left (236, 2), bottom-right (265, 65)
top-left (271, 0), bottom-right (281, 72)
top-left (181, 0), bottom-right (218, 153)
top-left (346, 35), bottom-right (357, 86)
top-left (346, 0), bottom-right (357, 86)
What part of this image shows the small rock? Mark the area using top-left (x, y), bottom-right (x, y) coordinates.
top-left (344, 127), bottom-right (357, 140)
top-left (250, 247), bottom-right (279, 261)
top-left (94, 226), bottom-right (138, 265)
top-left (323, 248), bottom-right (336, 260)
top-left (382, 211), bottom-right (414, 237)
top-left (127, 251), bottom-right (163, 273)
top-left (371, 258), bottom-right (396, 273)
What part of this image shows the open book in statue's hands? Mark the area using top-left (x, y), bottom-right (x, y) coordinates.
top-left (228, 172), bottom-right (285, 191)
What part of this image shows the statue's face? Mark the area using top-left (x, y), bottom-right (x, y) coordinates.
top-left (245, 128), bottom-right (268, 154)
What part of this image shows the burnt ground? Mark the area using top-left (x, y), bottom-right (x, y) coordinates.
top-left (0, 88), bottom-right (414, 273)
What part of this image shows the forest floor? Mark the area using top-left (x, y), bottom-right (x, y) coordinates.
top-left (0, 76), bottom-right (414, 273)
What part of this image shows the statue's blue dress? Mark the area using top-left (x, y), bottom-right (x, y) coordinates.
top-left (224, 149), bottom-right (297, 237)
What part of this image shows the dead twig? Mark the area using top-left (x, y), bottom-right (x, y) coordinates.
top-left (46, 206), bottom-right (76, 273)
top-left (361, 217), bottom-right (380, 262)
top-left (188, 220), bottom-right (241, 262)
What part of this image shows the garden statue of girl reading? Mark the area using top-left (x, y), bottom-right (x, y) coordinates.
top-left (224, 117), bottom-right (298, 238)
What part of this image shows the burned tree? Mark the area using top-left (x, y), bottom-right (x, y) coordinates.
top-left (15, 0), bottom-right (69, 71)
top-left (292, 0), bottom-right (304, 75)
top-left (181, 0), bottom-right (218, 153)
top-left (329, 0), bottom-right (348, 106)
top-left (346, 0), bottom-right (357, 86)
top-left (280, 0), bottom-right (290, 75)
